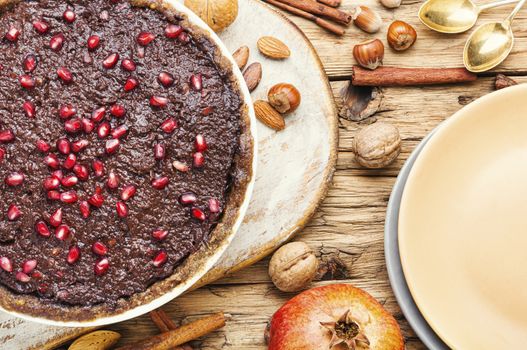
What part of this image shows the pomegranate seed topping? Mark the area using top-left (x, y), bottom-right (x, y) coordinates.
top-left (49, 33), bottom-right (65, 51)
top-left (64, 118), bottom-right (82, 133)
top-left (63, 153), bottom-right (77, 170)
top-left (107, 171), bottom-right (119, 189)
top-left (121, 185), bottom-right (136, 201)
top-left (92, 241), bottom-right (108, 256)
top-left (43, 176), bottom-right (60, 190)
top-left (151, 176), bottom-right (169, 190)
top-left (158, 72), bottom-right (174, 87)
top-left (0, 148), bottom-right (4, 163)
top-left (193, 152), bottom-right (205, 168)
top-left (190, 74), bottom-right (202, 91)
top-left (36, 221), bottom-right (51, 237)
top-left (67, 246), bottom-right (81, 264)
top-left (209, 198), bottom-right (220, 213)
top-left (33, 20), bottom-right (50, 34)
top-left (61, 190), bottom-right (78, 203)
top-left (153, 251), bottom-right (167, 267)
top-left (87, 35), bottom-right (100, 50)
top-left (5, 27), bottom-right (20, 42)
top-left (23, 54), bottom-right (38, 73)
top-left (73, 164), bottom-right (89, 180)
top-left (55, 224), bottom-right (70, 240)
top-left (111, 125), bottom-right (128, 139)
top-left (192, 207), bottom-right (206, 221)
top-left (173, 160), bottom-right (189, 172)
top-left (165, 24), bottom-right (183, 38)
top-left (178, 31), bottom-right (190, 43)
top-left (91, 107), bottom-right (106, 122)
top-left (116, 201), bottom-right (128, 217)
top-left (57, 67), bottom-right (73, 83)
top-left (23, 101), bottom-right (36, 118)
top-left (102, 53), bottom-right (119, 69)
top-left (124, 77), bottom-right (138, 91)
top-left (195, 134), bottom-right (207, 152)
top-left (63, 9), bottom-right (76, 23)
top-left (47, 190), bottom-right (61, 200)
top-left (152, 229), bottom-right (168, 241)
top-left (179, 192), bottom-right (197, 206)
top-left (97, 122), bottom-right (111, 138)
top-left (5, 172), bottom-right (24, 186)
top-left (150, 95), bottom-right (168, 108)
top-left (0, 257), bottom-right (13, 272)
top-left (160, 118), bottom-right (177, 133)
top-left (61, 175), bottom-right (78, 187)
top-left (110, 104), bottom-right (126, 117)
top-left (94, 258), bottom-right (109, 275)
top-left (56, 138), bottom-right (70, 154)
top-left (16, 272), bottom-right (30, 283)
top-left (137, 31), bottom-right (156, 46)
top-left (79, 200), bottom-right (90, 218)
top-left (49, 208), bottom-right (63, 227)
top-left (45, 153), bottom-right (60, 168)
top-left (92, 160), bottom-right (105, 177)
top-left (72, 139), bottom-right (89, 153)
top-left (88, 192), bottom-right (104, 207)
top-left (23, 260), bottom-right (37, 274)
top-left (201, 106), bottom-right (214, 116)
top-left (0, 130), bottom-right (14, 143)
top-left (37, 283), bottom-right (49, 293)
top-left (82, 118), bottom-right (95, 133)
top-left (35, 140), bottom-right (50, 152)
top-left (105, 139), bottom-right (120, 154)
top-left (19, 74), bottom-right (35, 89)
top-left (7, 204), bottom-right (21, 221)
top-left (154, 143), bottom-right (165, 160)
top-left (121, 58), bottom-right (136, 71)
top-left (59, 105), bottom-right (76, 119)
top-left (52, 170), bottom-right (63, 180)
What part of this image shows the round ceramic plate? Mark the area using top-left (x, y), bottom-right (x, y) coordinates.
top-left (399, 84), bottom-right (527, 349)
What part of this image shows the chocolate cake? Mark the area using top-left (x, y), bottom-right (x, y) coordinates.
top-left (0, 0), bottom-right (253, 321)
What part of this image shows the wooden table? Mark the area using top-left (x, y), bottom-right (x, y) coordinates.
top-left (108, 1), bottom-right (527, 348)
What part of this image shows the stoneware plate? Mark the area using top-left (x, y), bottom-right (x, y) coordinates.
top-left (399, 84), bottom-right (527, 349)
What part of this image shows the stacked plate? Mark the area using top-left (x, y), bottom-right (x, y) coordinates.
top-left (385, 84), bottom-right (527, 349)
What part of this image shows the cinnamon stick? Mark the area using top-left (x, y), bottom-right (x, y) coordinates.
top-left (149, 309), bottom-right (190, 350)
top-left (265, 0), bottom-right (344, 35)
top-left (116, 312), bottom-right (226, 350)
top-left (273, 0), bottom-right (351, 25)
top-left (351, 66), bottom-right (477, 86)
top-left (317, 0), bottom-right (341, 7)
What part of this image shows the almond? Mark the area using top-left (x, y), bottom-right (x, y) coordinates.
top-left (257, 36), bottom-right (290, 59)
top-left (68, 330), bottom-right (121, 350)
top-left (243, 62), bottom-right (262, 92)
top-left (254, 100), bottom-right (285, 131)
top-left (232, 45), bottom-right (249, 70)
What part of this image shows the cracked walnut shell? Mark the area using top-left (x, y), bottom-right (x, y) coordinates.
top-left (269, 242), bottom-right (318, 292)
top-left (353, 123), bottom-right (401, 168)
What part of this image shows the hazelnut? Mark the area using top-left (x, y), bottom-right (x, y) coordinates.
top-left (353, 39), bottom-right (384, 70)
top-left (269, 242), bottom-right (318, 292)
top-left (352, 122), bottom-right (401, 168)
top-left (352, 6), bottom-right (382, 34)
top-left (387, 20), bottom-right (417, 51)
top-left (268, 83), bottom-right (301, 114)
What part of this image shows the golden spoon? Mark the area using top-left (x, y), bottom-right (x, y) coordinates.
top-left (419, 0), bottom-right (518, 34)
top-left (463, 0), bottom-right (526, 72)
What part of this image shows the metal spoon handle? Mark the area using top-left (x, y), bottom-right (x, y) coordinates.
top-left (479, 0), bottom-right (519, 11)
top-left (504, 0), bottom-right (527, 25)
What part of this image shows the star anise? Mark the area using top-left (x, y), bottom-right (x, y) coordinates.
top-left (320, 310), bottom-right (370, 349)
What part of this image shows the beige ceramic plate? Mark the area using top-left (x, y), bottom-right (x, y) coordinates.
top-left (399, 84), bottom-right (527, 349)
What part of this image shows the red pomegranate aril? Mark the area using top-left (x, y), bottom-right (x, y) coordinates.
top-left (116, 201), bottom-right (128, 217)
top-left (97, 122), bottom-right (111, 138)
top-left (209, 198), bottom-right (220, 213)
top-left (152, 229), bottom-right (168, 241)
top-left (91, 107), bottom-right (106, 122)
top-left (151, 176), bottom-right (169, 190)
top-left (59, 104), bottom-right (76, 119)
top-left (55, 224), bottom-right (70, 240)
top-left (64, 118), bottom-right (82, 133)
top-left (192, 207), bottom-right (206, 221)
top-left (23, 101), bottom-right (36, 118)
top-left (52, 170), bottom-right (64, 180)
top-left (56, 138), bottom-right (70, 154)
top-left (63, 9), bottom-right (76, 23)
top-left (110, 104), bottom-right (126, 117)
top-left (201, 106), bottom-right (214, 116)
top-left (137, 31), bottom-right (156, 46)
top-left (82, 118), bottom-right (95, 133)
top-left (19, 74), bottom-right (35, 89)
top-left (5, 27), bottom-right (20, 42)
top-left (88, 192), bottom-right (104, 207)
top-left (92, 241), bottom-right (108, 256)
top-left (73, 164), bottom-right (89, 180)
top-left (165, 24), bottom-right (183, 38)
top-left (154, 143), bottom-right (165, 160)
top-left (63, 153), bottom-right (77, 170)
top-left (105, 139), bottom-right (120, 154)
top-left (67, 246), bottom-right (81, 264)
top-left (102, 53), bottom-right (119, 69)
top-left (111, 125), bottom-right (128, 139)
top-left (94, 258), bottom-right (109, 275)
top-left (173, 160), bottom-right (189, 172)
top-left (36, 140), bottom-right (50, 152)
top-left (158, 72), bottom-right (174, 87)
top-left (190, 74), bottom-right (202, 91)
top-left (33, 20), bottom-right (50, 34)
top-left (37, 283), bottom-right (49, 293)
top-left (121, 58), bottom-right (136, 71)
top-left (150, 95), bottom-right (168, 108)
top-left (160, 118), bottom-right (177, 133)
top-left (16, 272), bottom-right (30, 283)
top-left (45, 153), bottom-right (60, 169)
top-left (92, 160), bottom-right (104, 177)
top-left (36, 221), bottom-right (51, 237)
top-left (43, 176), bottom-right (60, 190)
top-left (57, 67), bottom-right (73, 83)
top-left (87, 35), bottom-right (100, 50)
top-left (72, 139), bottom-right (89, 153)
top-left (0, 148), bottom-right (5, 163)
top-left (49, 208), bottom-right (63, 227)
top-left (79, 200), bottom-right (90, 218)
top-left (5, 172), bottom-right (24, 186)
top-left (7, 204), bottom-right (21, 221)
top-left (22, 260), bottom-right (37, 274)
top-left (153, 251), bottom-right (167, 267)
top-left (47, 190), bottom-right (60, 200)
top-left (195, 134), bottom-right (207, 152)
top-left (124, 77), bottom-right (138, 92)
top-left (178, 31), bottom-right (189, 43)
top-left (61, 175), bottom-right (78, 187)
top-left (0, 130), bottom-right (14, 143)
top-left (0, 257), bottom-right (13, 272)
top-left (49, 33), bottom-right (65, 51)
top-left (179, 192), bottom-right (197, 206)
top-left (107, 171), bottom-right (119, 189)
top-left (23, 55), bottom-right (37, 73)
top-left (193, 152), bottom-right (204, 168)
top-left (61, 190), bottom-right (78, 203)
top-left (121, 185), bottom-right (136, 201)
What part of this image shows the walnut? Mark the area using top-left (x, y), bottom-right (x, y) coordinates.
top-left (352, 122), bottom-right (401, 168)
top-left (184, 0), bottom-right (238, 33)
top-left (269, 242), bottom-right (318, 292)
